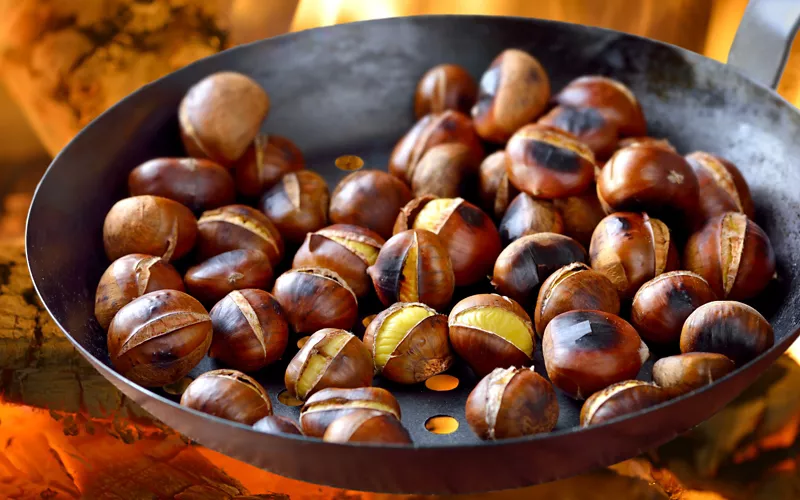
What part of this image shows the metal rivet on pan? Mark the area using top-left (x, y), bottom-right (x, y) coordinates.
top-left (424, 374), bottom-right (459, 391)
top-left (277, 389), bottom-right (304, 407)
top-left (425, 415), bottom-right (459, 434)
top-left (297, 336), bottom-right (310, 349)
top-left (335, 155), bottom-right (365, 171)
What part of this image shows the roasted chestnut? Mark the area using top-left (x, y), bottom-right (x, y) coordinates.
top-left (253, 415), bottom-right (302, 435)
top-left (103, 195), bottom-right (197, 262)
top-left (107, 290), bottom-right (212, 387)
top-left (472, 49), bottom-right (551, 143)
top-left (579, 380), bottom-right (668, 427)
top-left (128, 158), bottom-right (235, 212)
top-left (631, 271), bottom-right (717, 344)
top-left (272, 267), bottom-right (358, 334)
top-left (615, 137), bottom-right (676, 152)
top-left (323, 410), bottom-right (412, 444)
top-left (589, 212), bottom-right (679, 299)
top-left (233, 134), bottom-right (305, 198)
top-left (553, 76), bottom-right (646, 136)
top-left (180, 369), bottom-right (272, 425)
top-left (293, 224), bottom-right (384, 298)
top-left (329, 169), bottom-right (412, 239)
top-left (534, 262), bottom-right (620, 336)
top-left (498, 193), bottom-right (563, 245)
top-left (260, 170), bottom-right (330, 245)
top-left (284, 329), bottom-right (373, 401)
top-left (367, 229), bottom-right (455, 310)
top-left (652, 353), bottom-right (735, 397)
top-left (552, 190), bottom-right (607, 248)
top-left (196, 204), bottom-right (284, 266)
top-left (492, 232), bottom-right (587, 308)
top-left (184, 249), bottom-right (273, 306)
top-left (478, 151), bottom-right (518, 220)
top-left (363, 302), bottom-right (453, 384)
top-left (179, 72), bottom-right (269, 165)
top-left (394, 196), bottom-right (501, 286)
top-left (209, 289), bottom-right (288, 372)
top-left (465, 366), bottom-right (559, 440)
top-left (543, 310), bottom-right (649, 399)
top-left (680, 301), bottom-right (774, 365)
top-left (410, 143), bottom-right (480, 199)
top-left (538, 105), bottom-right (619, 159)
top-left (299, 387), bottom-right (401, 437)
top-left (448, 294), bottom-right (534, 377)
top-left (683, 212), bottom-right (775, 300)
top-left (506, 124), bottom-right (597, 199)
top-left (95, 254), bottom-right (185, 330)
top-left (414, 63), bottom-right (477, 118)
top-left (686, 151), bottom-right (755, 224)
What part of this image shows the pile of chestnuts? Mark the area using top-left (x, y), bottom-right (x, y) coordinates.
top-left (96, 49), bottom-right (777, 446)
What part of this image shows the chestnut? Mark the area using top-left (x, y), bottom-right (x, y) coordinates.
top-left (506, 124), bottom-right (597, 199)
top-left (196, 204), bottom-right (284, 267)
top-left (652, 353), bottom-right (735, 397)
top-left (448, 294), bottom-right (534, 377)
top-left (272, 267), bottom-right (358, 334)
top-left (107, 290), bottom-right (212, 387)
top-left (553, 76), bottom-right (646, 136)
top-left (363, 302), bottom-right (453, 384)
top-left (179, 72), bottom-right (269, 164)
top-left (680, 301), bottom-right (774, 365)
top-left (103, 195), bottom-right (197, 262)
top-left (410, 143), bottom-right (480, 199)
top-left (498, 193), bottom-right (563, 245)
top-left (472, 49), bottom-right (551, 143)
top-left (492, 233), bottom-right (587, 308)
top-left (686, 151), bottom-right (755, 224)
top-left (260, 170), bottom-right (330, 245)
top-left (367, 229), bottom-right (455, 310)
top-left (534, 262), bottom-right (620, 336)
top-left (552, 190), bottom-right (607, 248)
top-left (128, 158), bottom-right (235, 212)
top-left (414, 63), bottom-right (477, 118)
top-left (631, 271), bottom-right (717, 344)
top-left (299, 387), bottom-right (400, 437)
top-left (284, 328), bottom-right (373, 401)
top-left (683, 212), bottom-right (775, 300)
top-left (579, 380), bottom-right (668, 427)
top-left (543, 310), bottom-right (649, 399)
top-left (589, 212), bottom-right (679, 300)
top-left (94, 254), bottom-right (185, 330)
top-left (537, 105), bottom-right (619, 159)
top-left (615, 136), bottom-right (676, 153)
top-left (184, 249), bottom-right (273, 307)
top-left (478, 151), bottom-right (518, 220)
top-left (465, 366), bottom-right (558, 440)
top-left (329, 169), bottom-right (412, 239)
top-left (209, 289), bottom-right (289, 372)
top-left (293, 224), bottom-right (384, 298)
top-left (394, 196), bottom-right (501, 286)
top-left (180, 369), bottom-right (272, 425)
top-left (253, 415), bottom-right (302, 435)
top-left (233, 134), bottom-right (305, 198)
top-left (323, 410), bottom-right (412, 444)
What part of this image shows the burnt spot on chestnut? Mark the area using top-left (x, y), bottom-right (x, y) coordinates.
top-left (538, 106), bottom-right (619, 159)
top-left (525, 141), bottom-right (583, 174)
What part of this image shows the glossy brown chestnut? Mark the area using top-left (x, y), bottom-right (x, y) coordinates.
top-left (589, 212), bottom-right (679, 300)
top-left (683, 212), bottom-right (775, 300)
top-left (543, 310), bottom-right (649, 399)
top-left (180, 369), bottom-right (272, 425)
top-left (299, 387), bottom-right (401, 437)
top-left (179, 72), bottom-right (269, 165)
top-left (107, 290), bottom-right (212, 387)
top-left (498, 193), bottom-right (563, 245)
top-left (184, 249), bottom-right (273, 306)
top-left (410, 143), bottom-right (480, 199)
top-left (260, 170), bottom-right (330, 244)
top-left (478, 151), bottom-right (518, 220)
top-left (284, 329), bottom-right (373, 401)
top-left (534, 262), bottom-right (620, 336)
top-left (233, 134), bottom-right (305, 198)
top-left (128, 158), bottom-right (235, 212)
top-left (103, 195), bottom-right (197, 262)
top-left (579, 380), bottom-right (668, 427)
top-left (272, 267), bottom-right (358, 334)
top-left (680, 301), bottom-right (774, 365)
top-left (329, 169), bottom-right (412, 239)
top-left (615, 137), bottom-right (676, 152)
top-left (253, 415), bottom-right (302, 435)
top-left (686, 151), bottom-right (755, 224)
top-left (552, 190), bottom-right (607, 248)
top-left (472, 49), bottom-right (551, 143)
top-left (492, 232), bottom-right (587, 308)
top-left (394, 196), bottom-right (501, 286)
top-left (506, 124), bottom-right (597, 199)
top-left (414, 63), bottom-right (477, 118)
top-left (448, 294), bottom-right (535, 377)
top-left (209, 289), bottom-right (288, 372)
top-left (196, 204), bottom-right (284, 266)
top-left (631, 271), bottom-right (717, 344)
top-left (94, 254), bottom-right (185, 330)
top-left (465, 366), bottom-right (559, 440)
top-left (367, 229), bottom-right (455, 310)
top-left (364, 302), bottom-right (454, 384)
top-left (553, 76), bottom-right (646, 136)
top-left (323, 410), bottom-right (412, 444)
top-left (538, 105), bottom-right (619, 159)
top-left (652, 352), bottom-right (735, 397)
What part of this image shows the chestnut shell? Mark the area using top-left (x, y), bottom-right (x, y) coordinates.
top-left (272, 268), bottom-right (358, 335)
top-left (180, 369), bottom-right (272, 425)
top-left (128, 158), bottom-right (235, 212)
top-left (300, 387), bottom-right (401, 437)
top-left (184, 249), bottom-right (273, 307)
top-left (329, 169), bottom-right (412, 239)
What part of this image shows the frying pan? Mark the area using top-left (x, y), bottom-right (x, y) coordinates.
top-left (25, 1), bottom-right (800, 494)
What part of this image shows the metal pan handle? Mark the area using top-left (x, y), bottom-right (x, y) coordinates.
top-left (728, 0), bottom-right (800, 89)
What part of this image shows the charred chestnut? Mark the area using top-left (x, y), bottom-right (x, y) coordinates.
top-left (233, 134), bottom-right (305, 198)
top-left (552, 190), bottom-right (607, 248)
top-left (185, 249), bottom-right (273, 306)
top-left (300, 387), bottom-right (401, 437)
top-left (196, 204), bottom-right (284, 267)
top-left (410, 143), bottom-right (480, 199)
top-left (272, 268), bottom-right (358, 335)
top-left (478, 151), bottom-right (518, 220)
top-left (253, 415), bottom-right (302, 435)
top-left (686, 151), bottom-right (755, 224)
top-left (180, 369), bottom-right (272, 425)
top-left (260, 170), bottom-right (330, 245)
top-left (323, 410), bottom-right (412, 444)
top-left (414, 63), bottom-right (477, 118)
top-left (329, 169), bottom-right (412, 239)
top-left (128, 158), bottom-right (235, 212)
top-left (652, 352), bottom-right (735, 397)
top-left (498, 193), bottom-right (563, 245)
top-left (553, 76), bottom-right (646, 136)
top-left (538, 105), bottom-right (619, 159)
top-left (580, 380), bottom-right (668, 426)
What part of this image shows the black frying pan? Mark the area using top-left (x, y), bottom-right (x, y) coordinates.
top-left (25, 2), bottom-right (800, 494)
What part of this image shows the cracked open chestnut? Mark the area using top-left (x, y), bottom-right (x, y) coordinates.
top-left (686, 151), bottom-right (754, 224)
top-left (410, 143), bottom-right (480, 199)
top-left (323, 410), bottom-right (412, 444)
top-left (329, 169), bottom-right (412, 239)
top-left (498, 193), bottom-right (563, 245)
top-left (253, 415), bottom-right (303, 435)
top-left (478, 151), bottom-right (518, 220)
top-left (180, 369), bottom-right (272, 425)
top-left (299, 387), bottom-right (401, 437)
top-left (184, 249), bottom-right (273, 307)
top-left (414, 63), bottom-right (477, 118)
top-left (128, 158), bottom-right (236, 212)
top-left (537, 105), bottom-right (619, 159)
top-left (260, 170), bottom-right (330, 245)
top-left (233, 134), bottom-right (305, 198)
top-left (580, 380), bottom-right (668, 427)
top-left (272, 267), bottom-right (358, 335)
top-left (652, 352), bottom-right (735, 397)
top-left (553, 76), bottom-right (646, 137)
top-left (196, 204), bottom-right (284, 266)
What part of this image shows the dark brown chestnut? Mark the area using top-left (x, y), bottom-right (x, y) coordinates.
top-left (552, 189), bottom-right (606, 248)
top-left (478, 151), bottom-right (518, 220)
top-left (260, 170), bottom-right (330, 245)
top-left (652, 352), bottom-right (735, 397)
top-left (128, 158), bottom-right (235, 212)
top-left (184, 249), bottom-right (273, 307)
top-left (300, 387), bottom-right (401, 437)
top-left (329, 169), bottom-right (412, 239)
top-left (253, 415), bottom-right (302, 435)
top-left (180, 369), bottom-right (272, 425)
top-left (580, 380), bottom-right (668, 426)
top-left (538, 105), bottom-right (619, 159)
top-left (553, 76), bottom-right (646, 136)
top-left (196, 204), bottom-right (284, 267)
top-left (272, 267), bottom-right (358, 334)
top-left (615, 136), bottom-right (676, 152)
top-left (498, 193), bottom-right (563, 245)
top-left (686, 151), bottom-right (755, 224)
top-left (233, 134), bottom-right (305, 198)
top-left (414, 63), bottom-right (477, 118)
top-left (410, 143), bottom-right (480, 199)
top-left (323, 410), bottom-right (412, 444)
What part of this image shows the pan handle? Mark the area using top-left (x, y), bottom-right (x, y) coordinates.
top-left (727, 0), bottom-right (800, 89)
